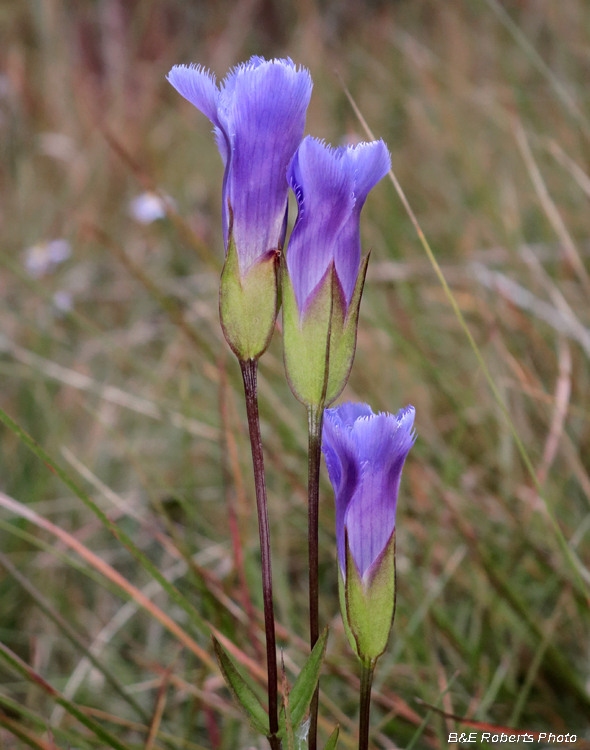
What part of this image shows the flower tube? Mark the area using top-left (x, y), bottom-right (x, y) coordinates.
top-left (168, 57), bottom-right (312, 361)
top-left (322, 402), bottom-right (416, 662)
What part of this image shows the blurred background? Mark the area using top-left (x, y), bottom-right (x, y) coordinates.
top-left (0, 0), bottom-right (589, 747)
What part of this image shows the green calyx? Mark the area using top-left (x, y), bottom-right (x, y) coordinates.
top-left (282, 262), bottom-right (332, 407)
top-left (325, 253), bottom-right (369, 405)
top-left (282, 254), bottom-right (369, 408)
top-left (219, 231), bottom-right (279, 361)
top-left (338, 565), bottom-right (359, 658)
top-left (340, 529), bottom-right (396, 663)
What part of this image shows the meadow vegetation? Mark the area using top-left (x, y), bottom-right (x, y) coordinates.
top-left (0, 0), bottom-right (589, 747)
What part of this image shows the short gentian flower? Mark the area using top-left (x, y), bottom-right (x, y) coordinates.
top-left (167, 57), bottom-right (312, 361)
top-left (282, 137), bottom-right (391, 406)
top-left (322, 402), bottom-right (416, 663)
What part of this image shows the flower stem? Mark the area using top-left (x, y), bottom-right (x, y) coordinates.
top-left (307, 404), bottom-right (324, 750)
top-left (240, 358), bottom-right (280, 750)
top-left (359, 660), bottom-right (375, 750)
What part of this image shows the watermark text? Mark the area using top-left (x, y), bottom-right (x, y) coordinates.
top-left (448, 733), bottom-right (577, 744)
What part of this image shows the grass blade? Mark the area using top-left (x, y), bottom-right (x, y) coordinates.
top-left (481, 0), bottom-right (590, 138)
top-left (0, 641), bottom-right (133, 750)
top-left (0, 406), bottom-right (220, 657)
top-left (0, 690), bottom-right (97, 749)
top-left (0, 713), bottom-right (56, 750)
top-left (0, 489), bottom-right (214, 671)
top-left (0, 551), bottom-right (149, 723)
top-left (339, 81), bottom-right (589, 603)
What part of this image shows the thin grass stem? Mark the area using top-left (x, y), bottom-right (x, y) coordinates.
top-left (339, 80), bottom-right (589, 603)
top-left (0, 552), bottom-right (149, 723)
top-left (0, 641), bottom-right (132, 750)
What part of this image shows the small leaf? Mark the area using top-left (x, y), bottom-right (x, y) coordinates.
top-left (278, 627), bottom-right (329, 738)
top-left (323, 725), bottom-right (340, 750)
top-left (213, 638), bottom-right (270, 736)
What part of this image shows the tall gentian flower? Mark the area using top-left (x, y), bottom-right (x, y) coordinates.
top-left (168, 58), bottom-right (312, 750)
top-left (167, 57), bottom-right (312, 361)
top-left (283, 136), bottom-right (391, 407)
top-left (322, 402), bottom-right (415, 663)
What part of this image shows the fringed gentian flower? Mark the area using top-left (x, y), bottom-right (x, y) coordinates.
top-left (282, 136), bottom-right (391, 406)
top-left (167, 57), bottom-right (312, 361)
top-left (322, 402), bottom-right (416, 663)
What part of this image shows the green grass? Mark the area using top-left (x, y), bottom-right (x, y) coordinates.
top-left (0, 0), bottom-right (589, 748)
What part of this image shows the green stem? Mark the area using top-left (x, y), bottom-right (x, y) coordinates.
top-left (358, 660), bottom-right (375, 750)
top-left (307, 404), bottom-right (324, 750)
top-left (240, 358), bottom-right (280, 750)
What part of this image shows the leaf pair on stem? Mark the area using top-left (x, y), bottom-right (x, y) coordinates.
top-left (213, 628), bottom-right (338, 749)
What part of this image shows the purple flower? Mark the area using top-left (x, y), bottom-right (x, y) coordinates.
top-left (322, 403), bottom-right (416, 581)
top-left (167, 57), bottom-right (312, 274)
top-left (286, 136), bottom-right (391, 317)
